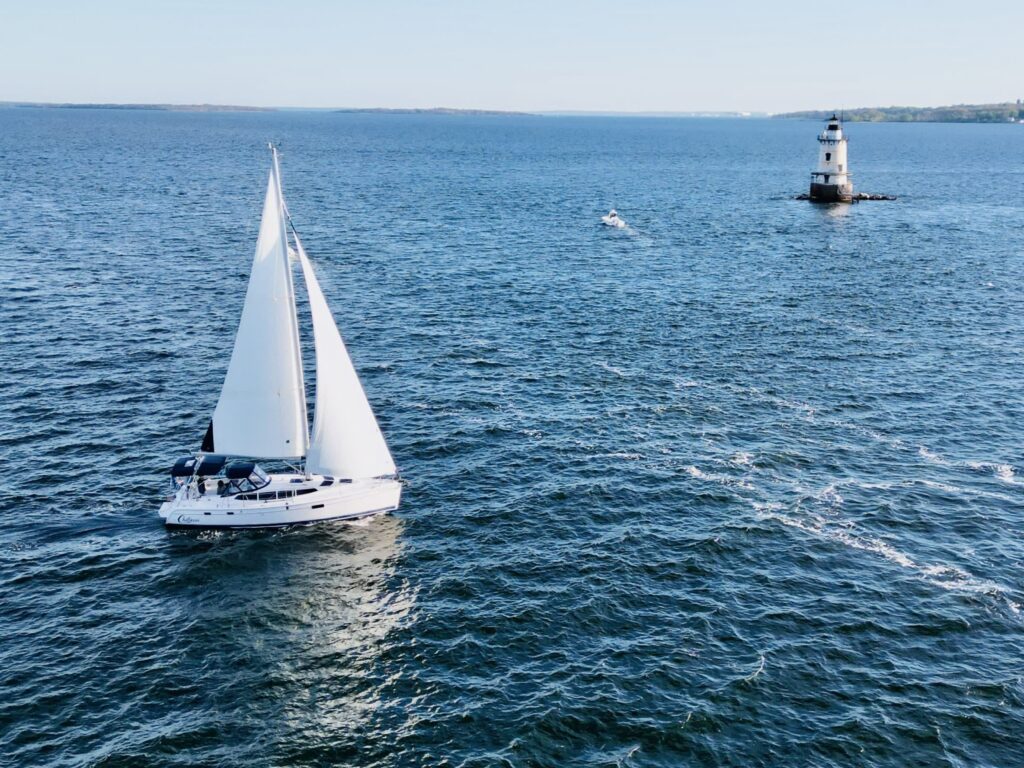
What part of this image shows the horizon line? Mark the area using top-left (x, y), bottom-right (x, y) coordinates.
top-left (2, 99), bottom-right (1018, 116)
top-left (0, 100), bottom-right (771, 116)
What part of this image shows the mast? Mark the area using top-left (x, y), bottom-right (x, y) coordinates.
top-left (271, 144), bottom-right (310, 456)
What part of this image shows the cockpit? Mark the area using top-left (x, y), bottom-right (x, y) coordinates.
top-left (222, 461), bottom-right (271, 495)
top-left (168, 455), bottom-right (271, 497)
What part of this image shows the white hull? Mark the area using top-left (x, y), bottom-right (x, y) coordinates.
top-left (601, 215), bottom-right (626, 228)
top-left (159, 475), bottom-right (401, 529)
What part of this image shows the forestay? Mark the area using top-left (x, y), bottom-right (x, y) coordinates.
top-left (210, 152), bottom-right (308, 458)
top-left (295, 238), bottom-right (396, 479)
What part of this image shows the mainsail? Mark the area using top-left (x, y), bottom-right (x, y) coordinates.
top-left (208, 150), bottom-right (308, 458)
top-left (295, 238), bottom-right (396, 479)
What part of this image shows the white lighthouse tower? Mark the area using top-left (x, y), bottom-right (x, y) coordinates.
top-left (809, 114), bottom-right (853, 202)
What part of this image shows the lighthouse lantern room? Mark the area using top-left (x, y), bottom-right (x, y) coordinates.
top-left (809, 114), bottom-right (853, 202)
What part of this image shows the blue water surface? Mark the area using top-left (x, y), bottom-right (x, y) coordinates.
top-left (0, 109), bottom-right (1023, 767)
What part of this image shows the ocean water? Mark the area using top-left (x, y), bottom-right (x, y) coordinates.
top-left (1, 108), bottom-right (1023, 767)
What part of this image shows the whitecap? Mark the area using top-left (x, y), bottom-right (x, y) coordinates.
top-left (921, 447), bottom-right (1021, 485)
top-left (756, 507), bottom-right (1016, 614)
top-left (994, 464), bottom-right (1022, 485)
top-left (815, 484), bottom-right (844, 507)
top-left (596, 360), bottom-right (629, 378)
top-left (730, 451), bottom-right (754, 466)
top-left (742, 653), bottom-right (766, 682)
top-left (684, 465), bottom-right (754, 490)
top-left (918, 479), bottom-right (1016, 503)
top-left (918, 446), bottom-right (950, 465)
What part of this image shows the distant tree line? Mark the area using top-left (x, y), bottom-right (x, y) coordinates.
top-left (775, 101), bottom-right (1024, 123)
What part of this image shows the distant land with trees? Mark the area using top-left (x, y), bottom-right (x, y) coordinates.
top-left (0, 101), bottom-right (273, 112)
top-left (4, 101), bottom-right (1023, 122)
top-left (0, 103), bottom-right (541, 117)
top-left (0, 102), bottom-right (526, 115)
top-left (334, 107), bottom-right (533, 116)
top-left (775, 101), bottom-right (1024, 123)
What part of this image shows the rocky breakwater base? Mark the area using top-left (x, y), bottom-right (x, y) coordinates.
top-left (794, 192), bottom-right (897, 202)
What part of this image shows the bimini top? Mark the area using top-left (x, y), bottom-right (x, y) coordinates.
top-left (195, 454), bottom-right (228, 476)
top-left (225, 461), bottom-right (257, 479)
top-left (172, 454), bottom-right (228, 477)
top-left (170, 456), bottom-right (198, 477)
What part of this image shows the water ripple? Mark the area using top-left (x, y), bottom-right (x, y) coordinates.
top-left (0, 110), bottom-right (1022, 766)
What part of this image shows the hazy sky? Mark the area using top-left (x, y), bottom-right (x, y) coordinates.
top-left (1, 0), bottom-right (1021, 112)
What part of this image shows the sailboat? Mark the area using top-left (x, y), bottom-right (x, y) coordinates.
top-left (159, 146), bottom-right (401, 529)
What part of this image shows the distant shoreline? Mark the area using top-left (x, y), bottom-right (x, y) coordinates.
top-left (0, 103), bottom-right (772, 119)
top-left (0, 102), bottom-right (533, 116)
top-left (3, 100), bottom-right (1022, 122)
top-left (0, 103), bottom-right (763, 118)
top-left (0, 101), bottom-right (274, 112)
top-left (333, 107), bottom-right (534, 116)
top-left (537, 110), bottom-right (768, 118)
top-left (774, 101), bottom-right (1024, 124)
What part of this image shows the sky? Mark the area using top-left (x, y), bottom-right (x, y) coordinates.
top-left (1, 0), bottom-right (1021, 113)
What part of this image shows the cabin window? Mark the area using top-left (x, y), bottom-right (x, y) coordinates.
top-left (838, 164), bottom-right (843, 171)
top-left (825, 152), bottom-right (831, 161)
top-left (824, 175), bottom-right (830, 183)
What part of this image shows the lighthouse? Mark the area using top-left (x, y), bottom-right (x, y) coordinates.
top-left (809, 114), bottom-right (853, 202)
